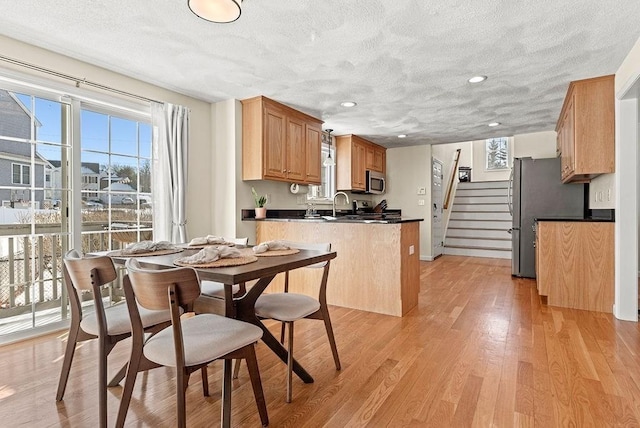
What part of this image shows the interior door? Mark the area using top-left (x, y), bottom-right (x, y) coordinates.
top-left (432, 158), bottom-right (444, 258)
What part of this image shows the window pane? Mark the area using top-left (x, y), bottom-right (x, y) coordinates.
top-left (485, 137), bottom-right (509, 170)
top-left (34, 97), bottom-right (63, 145)
top-left (12, 164), bottom-right (20, 184)
top-left (111, 117), bottom-right (137, 156)
top-left (139, 123), bottom-right (151, 159)
top-left (81, 110), bottom-right (109, 152)
top-left (23, 165), bottom-right (30, 185)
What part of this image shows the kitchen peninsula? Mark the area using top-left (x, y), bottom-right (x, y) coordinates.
top-left (246, 213), bottom-right (423, 317)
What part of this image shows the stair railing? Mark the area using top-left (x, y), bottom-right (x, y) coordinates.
top-left (443, 149), bottom-right (461, 210)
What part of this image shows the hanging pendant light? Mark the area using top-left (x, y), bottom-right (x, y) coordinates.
top-left (323, 129), bottom-right (336, 167)
top-left (188, 0), bottom-right (242, 23)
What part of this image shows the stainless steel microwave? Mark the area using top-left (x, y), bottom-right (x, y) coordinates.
top-left (366, 170), bottom-right (386, 194)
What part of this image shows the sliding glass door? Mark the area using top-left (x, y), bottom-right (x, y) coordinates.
top-left (0, 85), bottom-right (152, 339)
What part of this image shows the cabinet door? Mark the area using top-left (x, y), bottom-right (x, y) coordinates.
top-left (352, 141), bottom-right (366, 190)
top-left (305, 123), bottom-right (322, 184)
top-left (373, 147), bottom-right (385, 172)
top-left (365, 144), bottom-right (375, 171)
top-left (560, 96), bottom-right (575, 181)
top-left (263, 107), bottom-right (287, 179)
top-left (286, 116), bottom-right (306, 182)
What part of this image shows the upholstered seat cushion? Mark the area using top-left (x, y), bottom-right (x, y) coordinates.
top-left (143, 314), bottom-right (262, 367)
top-left (80, 303), bottom-right (173, 336)
top-left (200, 281), bottom-right (240, 298)
top-left (255, 293), bottom-right (320, 322)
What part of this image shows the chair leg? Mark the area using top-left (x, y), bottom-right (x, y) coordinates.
top-left (279, 321), bottom-right (286, 344)
top-left (115, 343), bottom-right (143, 428)
top-left (244, 345), bottom-right (269, 427)
top-left (201, 366), bottom-right (209, 397)
top-left (221, 359), bottom-right (232, 428)
top-left (322, 308), bottom-right (341, 370)
top-left (98, 337), bottom-right (108, 428)
top-left (232, 359), bottom-right (242, 379)
top-left (56, 325), bottom-right (80, 401)
top-left (177, 369), bottom-right (187, 428)
top-left (286, 321), bottom-right (294, 403)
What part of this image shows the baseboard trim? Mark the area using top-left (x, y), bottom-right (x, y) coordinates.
top-left (421, 255), bottom-right (435, 261)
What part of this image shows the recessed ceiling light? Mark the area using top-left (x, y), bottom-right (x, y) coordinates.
top-left (340, 101), bottom-right (357, 107)
top-left (488, 122), bottom-right (501, 127)
top-left (398, 134), bottom-right (407, 138)
top-left (468, 75), bottom-right (487, 83)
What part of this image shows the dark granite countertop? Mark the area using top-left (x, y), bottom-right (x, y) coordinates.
top-left (241, 208), bottom-right (422, 224)
top-left (535, 217), bottom-right (615, 222)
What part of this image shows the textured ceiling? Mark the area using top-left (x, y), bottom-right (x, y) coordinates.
top-left (1, 0), bottom-right (639, 148)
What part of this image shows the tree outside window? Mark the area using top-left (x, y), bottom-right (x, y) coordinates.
top-left (485, 137), bottom-right (509, 170)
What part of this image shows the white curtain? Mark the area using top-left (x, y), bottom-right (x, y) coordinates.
top-left (151, 102), bottom-right (189, 243)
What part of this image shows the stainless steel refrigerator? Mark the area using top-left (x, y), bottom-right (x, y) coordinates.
top-left (509, 157), bottom-right (586, 278)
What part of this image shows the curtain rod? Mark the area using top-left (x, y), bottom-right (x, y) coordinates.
top-left (0, 54), bottom-right (163, 104)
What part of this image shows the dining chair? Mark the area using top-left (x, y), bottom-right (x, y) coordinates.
top-left (56, 250), bottom-right (173, 428)
top-left (248, 241), bottom-right (341, 403)
top-left (116, 258), bottom-right (268, 428)
top-left (199, 237), bottom-right (249, 301)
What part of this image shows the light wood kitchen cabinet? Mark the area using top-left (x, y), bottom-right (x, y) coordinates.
top-left (335, 134), bottom-right (386, 191)
top-left (555, 75), bottom-right (614, 183)
top-left (536, 221), bottom-right (614, 312)
top-left (242, 96), bottom-right (323, 185)
top-left (365, 144), bottom-right (386, 173)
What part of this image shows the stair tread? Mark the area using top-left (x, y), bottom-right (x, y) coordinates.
top-left (448, 226), bottom-right (510, 230)
top-left (444, 244), bottom-right (512, 251)
top-left (447, 236), bottom-right (511, 241)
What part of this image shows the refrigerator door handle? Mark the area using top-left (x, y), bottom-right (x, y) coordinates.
top-left (507, 167), bottom-right (514, 216)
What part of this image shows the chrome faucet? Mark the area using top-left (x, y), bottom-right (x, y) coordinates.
top-left (332, 192), bottom-right (350, 217)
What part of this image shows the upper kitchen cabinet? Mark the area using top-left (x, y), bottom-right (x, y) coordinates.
top-left (365, 143), bottom-right (386, 173)
top-left (335, 134), bottom-right (386, 191)
top-left (242, 96), bottom-right (323, 185)
top-left (555, 75), bottom-right (614, 183)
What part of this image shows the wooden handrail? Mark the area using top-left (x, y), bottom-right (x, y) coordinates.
top-left (443, 149), bottom-right (461, 210)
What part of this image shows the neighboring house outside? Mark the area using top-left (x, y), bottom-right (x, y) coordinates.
top-left (48, 160), bottom-right (101, 201)
top-left (101, 181), bottom-right (136, 204)
top-left (0, 90), bottom-right (51, 208)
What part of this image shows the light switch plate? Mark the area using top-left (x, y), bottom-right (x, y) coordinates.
top-left (418, 199), bottom-right (425, 206)
top-left (417, 187), bottom-right (426, 195)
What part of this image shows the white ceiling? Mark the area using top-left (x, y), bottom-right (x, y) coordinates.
top-left (1, 0), bottom-right (639, 148)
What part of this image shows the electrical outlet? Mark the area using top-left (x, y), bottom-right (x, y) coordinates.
top-left (607, 188), bottom-right (611, 201)
top-left (417, 187), bottom-right (426, 195)
top-left (265, 194), bottom-right (271, 204)
top-left (418, 199), bottom-right (425, 206)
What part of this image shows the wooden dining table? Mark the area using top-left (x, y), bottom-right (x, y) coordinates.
top-left (104, 246), bottom-right (337, 384)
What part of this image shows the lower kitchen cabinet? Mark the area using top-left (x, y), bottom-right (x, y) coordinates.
top-left (536, 221), bottom-right (614, 312)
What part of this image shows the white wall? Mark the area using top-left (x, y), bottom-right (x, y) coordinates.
top-left (0, 35), bottom-right (215, 238)
top-left (589, 173), bottom-right (616, 209)
top-left (513, 131), bottom-right (557, 159)
top-left (613, 36), bottom-right (640, 321)
top-left (385, 145), bottom-right (432, 260)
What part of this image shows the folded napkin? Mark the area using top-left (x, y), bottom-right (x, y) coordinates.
top-left (179, 246), bottom-right (241, 264)
top-left (121, 240), bottom-right (176, 255)
top-left (188, 235), bottom-right (229, 246)
top-left (252, 240), bottom-right (291, 254)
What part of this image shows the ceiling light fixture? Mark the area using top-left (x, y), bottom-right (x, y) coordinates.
top-left (398, 134), bottom-right (407, 138)
top-left (188, 0), bottom-right (242, 23)
top-left (340, 101), bottom-right (357, 108)
top-left (468, 75), bottom-right (487, 83)
top-left (488, 122), bottom-right (501, 127)
top-left (323, 129), bottom-right (336, 167)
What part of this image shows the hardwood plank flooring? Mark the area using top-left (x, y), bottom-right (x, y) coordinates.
top-left (2, 255), bottom-right (640, 427)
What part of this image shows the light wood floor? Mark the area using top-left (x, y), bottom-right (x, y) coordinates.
top-left (2, 255), bottom-right (640, 427)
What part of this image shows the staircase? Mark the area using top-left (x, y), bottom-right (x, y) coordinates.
top-left (444, 180), bottom-right (512, 259)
